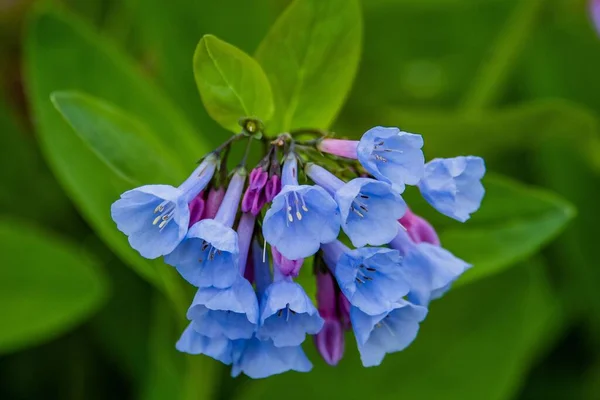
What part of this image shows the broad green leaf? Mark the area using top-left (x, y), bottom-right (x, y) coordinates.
top-left (444, 175), bottom-right (574, 285)
top-left (255, 0), bottom-right (362, 133)
top-left (24, 7), bottom-right (194, 306)
top-left (236, 260), bottom-right (561, 400)
top-left (194, 34), bottom-right (274, 132)
top-left (0, 219), bottom-right (108, 354)
top-left (117, 0), bottom-right (277, 145)
top-left (51, 91), bottom-right (185, 185)
top-left (0, 97), bottom-right (76, 229)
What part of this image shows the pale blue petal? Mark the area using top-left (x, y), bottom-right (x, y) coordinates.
top-left (111, 184), bottom-right (189, 259)
top-left (263, 185), bottom-right (340, 260)
top-left (176, 323), bottom-right (234, 364)
top-left (336, 178), bottom-right (406, 247)
top-left (164, 219), bottom-right (239, 288)
top-left (257, 280), bottom-right (324, 347)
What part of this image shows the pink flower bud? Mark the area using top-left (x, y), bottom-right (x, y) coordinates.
top-left (188, 191), bottom-right (206, 227)
top-left (204, 187), bottom-right (225, 220)
top-left (271, 246), bottom-right (303, 277)
top-left (314, 319), bottom-right (345, 366)
top-left (265, 175), bottom-right (281, 202)
top-left (399, 208), bottom-right (440, 246)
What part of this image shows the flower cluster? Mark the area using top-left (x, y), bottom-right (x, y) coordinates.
top-left (111, 124), bottom-right (485, 378)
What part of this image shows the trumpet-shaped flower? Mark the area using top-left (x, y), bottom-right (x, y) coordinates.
top-left (111, 154), bottom-right (218, 259)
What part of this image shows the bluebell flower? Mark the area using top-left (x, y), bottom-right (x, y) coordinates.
top-left (418, 156), bottom-right (485, 222)
top-left (164, 170), bottom-right (246, 288)
top-left (321, 241), bottom-right (410, 316)
top-left (176, 323), bottom-right (234, 364)
top-left (111, 154), bottom-right (218, 259)
top-left (389, 229), bottom-right (470, 306)
top-left (263, 154), bottom-right (340, 260)
top-left (357, 126), bottom-right (425, 193)
top-left (231, 337), bottom-right (312, 379)
top-left (351, 300), bottom-right (428, 367)
top-left (187, 275), bottom-right (259, 340)
top-left (257, 277), bottom-right (324, 347)
top-left (306, 163), bottom-right (406, 247)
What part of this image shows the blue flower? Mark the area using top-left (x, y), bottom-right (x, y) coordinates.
top-left (336, 178), bottom-right (406, 247)
top-left (325, 242), bottom-right (411, 316)
top-left (351, 301), bottom-right (428, 367)
top-left (176, 323), bottom-right (234, 364)
top-left (418, 156), bottom-right (485, 222)
top-left (164, 219), bottom-right (239, 288)
top-left (263, 154), bottom-right (340, 260)
top-left (357, 127), bottom-right (424, 193)
top-left (111, 154), bottom-right (217, 259)
top-left (186, 275), bottom-right (259, 340)
top-left (231, 337), bottom-right (312, 379)
top-left (257, 278), bottom-right (324, 347)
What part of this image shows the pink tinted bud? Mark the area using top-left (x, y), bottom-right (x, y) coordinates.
top-left (592, 0), bottom-right (600, 37)
top-left (314, 319), bottom-right (345, 366)
top-left (399, 209), bottom-right (440, 246)
top-left (318, 138), bottom-right (359, 159)
top-left (241, 187), bottom-right (257, 214)
top-left (249, 167), bottom-right (268, 190)
top-left (265, 175), bottom-right (281, 202)
top-left (338, 292), bottom-right (351, 330)
top-left (271, 246), bottom-right (303, 277)
top-left (316, 272), bottom-right (337, 319)
top-left (204, 187), bottom-right (225, 220)
top-left (250, 190), bottom-right (267, 215)
top-left (188, 191), bottom-right (206, 227)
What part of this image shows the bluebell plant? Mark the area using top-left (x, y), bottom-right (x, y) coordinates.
top-left (111, 118), bottom-right (486, 378)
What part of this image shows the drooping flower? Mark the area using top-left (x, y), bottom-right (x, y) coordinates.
top-left (418, 156), bottom-right (485, 222)
top-left (184, 212), bottom-right (259, 341)
top-left (321, 241), bottom-right (410, 316)
top-left (399, 208), bottom-right (440, 246)
top-left (306, 163), bottom-right (406, 247)
top-left (231, 240), bottom-right (313, 379)
top-left (164, 169), bottom-right (246, 288)
top-left (111, 153), bottom-right (218, 259)
top-left (263, 154), bottom-right (340, 260)
top-left (314, 271), bottom-right (345, 366)
top-left (231, 337), bottom-right (312, 379)
top-left (351, 300), bottom-right (427, 367)
top-left (176, 323), bottom-right (235, 364)
top-left (318, 127), bottom-right (425, 193)
top-left (257, 265), bottom-right (324, 347)
top-left (389, 228), bottom-right (470, 306)
top-left (271, 246), bottom-right (303, 277)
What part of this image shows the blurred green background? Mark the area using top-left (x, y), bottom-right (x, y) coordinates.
top-left (1, 0), bottom-right (600, 399)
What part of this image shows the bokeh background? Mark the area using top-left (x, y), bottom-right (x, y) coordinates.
top-left (1, 0), bottom-right (600, 399)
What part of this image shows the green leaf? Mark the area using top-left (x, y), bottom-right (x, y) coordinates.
top-left (193, 34), bottom-right (274, 132)
top-left (235, 259), bottom-right (562, 400)
top-left (438, 174), bottom-right (575, 286)
top-left (24, 6), bottom-right (194, 307)
top-left (255, 0), bottom-right (362, 133)
top-left (0, 219), bottom-right (108, 354)
top-left (51, 91), bottom-right (186, 185)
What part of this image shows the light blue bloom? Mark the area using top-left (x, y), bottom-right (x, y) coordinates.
top-left (164, 219), bottom-right (239, 288)
top-left (263, 154), bottom-right (340, 260)
top-left (418, 156), bottom-right (485, 222)
top-left (390, 229), bottom-right (471, 306)
top-left (357, 126), bottom-right (424, 193)
top-left (186, 275), bottom-right (259, 340)
top-left (257, 278), bottom-right (324, 347)
top-left (231, 337), bottom-right (312, 379)
top-left (164, 170), bottom-right (246, 288)
top-left (351, 300), bottom-right (428, 367)
top-left (306, 164), bottom-right (406, 248)
top-left (322, 241), bottom-right (410, 316)
top-left (111, 154), bottom-right (218, 259)
top-left (176, 323), bottom-right (234, 364)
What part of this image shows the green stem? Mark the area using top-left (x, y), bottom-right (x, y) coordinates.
top-left (460, 0), bottom-right (546, 112)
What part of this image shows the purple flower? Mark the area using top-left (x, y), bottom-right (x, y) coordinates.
top-left (271, 246), bottom-right (303, 277)
top-left (314, 271), bottom-right (345, 366)
top-left (204, 186), bottom-right (225, 219)
top-left (242, 166), bottom-right (269, 215)
top-left (399, 208), bottom-right (440, 246)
